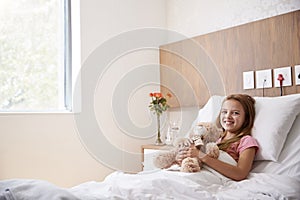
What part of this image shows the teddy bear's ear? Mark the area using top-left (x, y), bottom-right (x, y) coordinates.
top-left (197, 122), bottom-right (207, 127)
top-left (199, 122), bottom-right (211, 132)
top-left (192, 125), bottom-right (206, 136)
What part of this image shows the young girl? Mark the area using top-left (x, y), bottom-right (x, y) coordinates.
top-left (177, 94), bottom-right (259, 181)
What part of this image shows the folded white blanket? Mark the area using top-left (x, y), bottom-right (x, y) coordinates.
top-left (0, 179), bottom-right (80, 200)
top-left (0, 189), bottom-right (15, 200)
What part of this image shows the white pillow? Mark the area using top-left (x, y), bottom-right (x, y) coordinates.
top-left (191, 94), bottom-right (300, 161)
top-left (191, 95), bottom-right (225, 126)
top-left (253, 94), bottom-right (300, 161)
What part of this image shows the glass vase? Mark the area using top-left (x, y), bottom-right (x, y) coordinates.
top-left (155, 114), bottom-right (164, 145)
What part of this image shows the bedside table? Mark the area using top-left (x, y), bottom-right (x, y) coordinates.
top-left (141, 144), bottom-right (173, 171)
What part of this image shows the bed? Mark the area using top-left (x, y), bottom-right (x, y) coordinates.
top-left (1, 94), bottom-right (300, 200)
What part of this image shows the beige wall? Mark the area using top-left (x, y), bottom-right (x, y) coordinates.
top-left (0, 114), bottom-right (113, 187)
top-left (1, 0), bottom-right (299, 187)
top-left (0, 0), bottom-right (166, 187)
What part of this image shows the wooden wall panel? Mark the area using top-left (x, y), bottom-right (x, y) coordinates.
top-left (160, 10), bottom-right (300, 107)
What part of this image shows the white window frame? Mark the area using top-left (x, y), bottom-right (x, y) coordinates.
top-left (70, 0), bottom-right (82, 113)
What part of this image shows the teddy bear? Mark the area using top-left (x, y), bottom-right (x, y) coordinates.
top-left (153, 122), bottom-right (223, 172)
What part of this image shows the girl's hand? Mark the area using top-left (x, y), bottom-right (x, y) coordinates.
top-left (176, 144), bottom-right (207, 165)
top-left (187, 144), bottom-right (207, 161)
top-left (187, 144), bottom-right (200, 157)
top-left (175, 147), bottom-right (189, 165)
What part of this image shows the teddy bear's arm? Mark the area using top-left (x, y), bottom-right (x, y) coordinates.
top-left (205, 142), bottom-right (220, 159)
top-left (153, 150), bottom-right (177, 169)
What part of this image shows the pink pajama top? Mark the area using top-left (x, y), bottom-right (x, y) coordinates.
top-left (217, 135), bottom-right (259, 162)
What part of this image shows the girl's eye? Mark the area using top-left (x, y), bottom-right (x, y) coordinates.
top-left (221, 111), bottom-right (227, 114)
top-left (233, 111), bottom-right (240, 115)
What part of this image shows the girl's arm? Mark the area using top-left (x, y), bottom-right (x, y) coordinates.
top-left (187, 146), bottom-right (256, 181)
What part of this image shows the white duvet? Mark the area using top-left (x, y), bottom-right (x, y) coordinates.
top-left (69, 169), bottom-right (300, 200)
top-left (1, 169), bottom-right (299, 200)
top-left (1, 150), bottom-right (299, 200)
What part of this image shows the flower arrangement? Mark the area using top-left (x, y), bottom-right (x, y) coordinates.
top-left (149, 92), bottom-right (171, 116)
top-left (149, 92), bottom-right (171, 145)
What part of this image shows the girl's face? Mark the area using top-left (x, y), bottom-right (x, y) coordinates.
top-left (220, 99), bottom-right (246, 134)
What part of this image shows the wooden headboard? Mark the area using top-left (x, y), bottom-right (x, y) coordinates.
top-left (160, 10), bottom-right (300, 108)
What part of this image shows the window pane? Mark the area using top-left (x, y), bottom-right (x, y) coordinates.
top-left (0, 0), bottom-right (67, 111)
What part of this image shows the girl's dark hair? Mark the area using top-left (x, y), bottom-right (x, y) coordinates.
top-left (217, 94), bottom-right (256, 151)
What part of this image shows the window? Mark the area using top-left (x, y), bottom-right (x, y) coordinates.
top-left (0, 0), bottom-right (72, 112)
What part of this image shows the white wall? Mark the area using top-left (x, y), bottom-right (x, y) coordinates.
top-left (166, 0), bottom-right (300, 39)
top-left (0, 0), bottom-right (299, 187)
top-left (80, 0), bottom-right (168, 174)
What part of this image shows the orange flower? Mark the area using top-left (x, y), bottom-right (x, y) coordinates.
top-left (149, 91), bottom-right (171, 116)
top-left (153, 92), bottom-right (162, 98)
